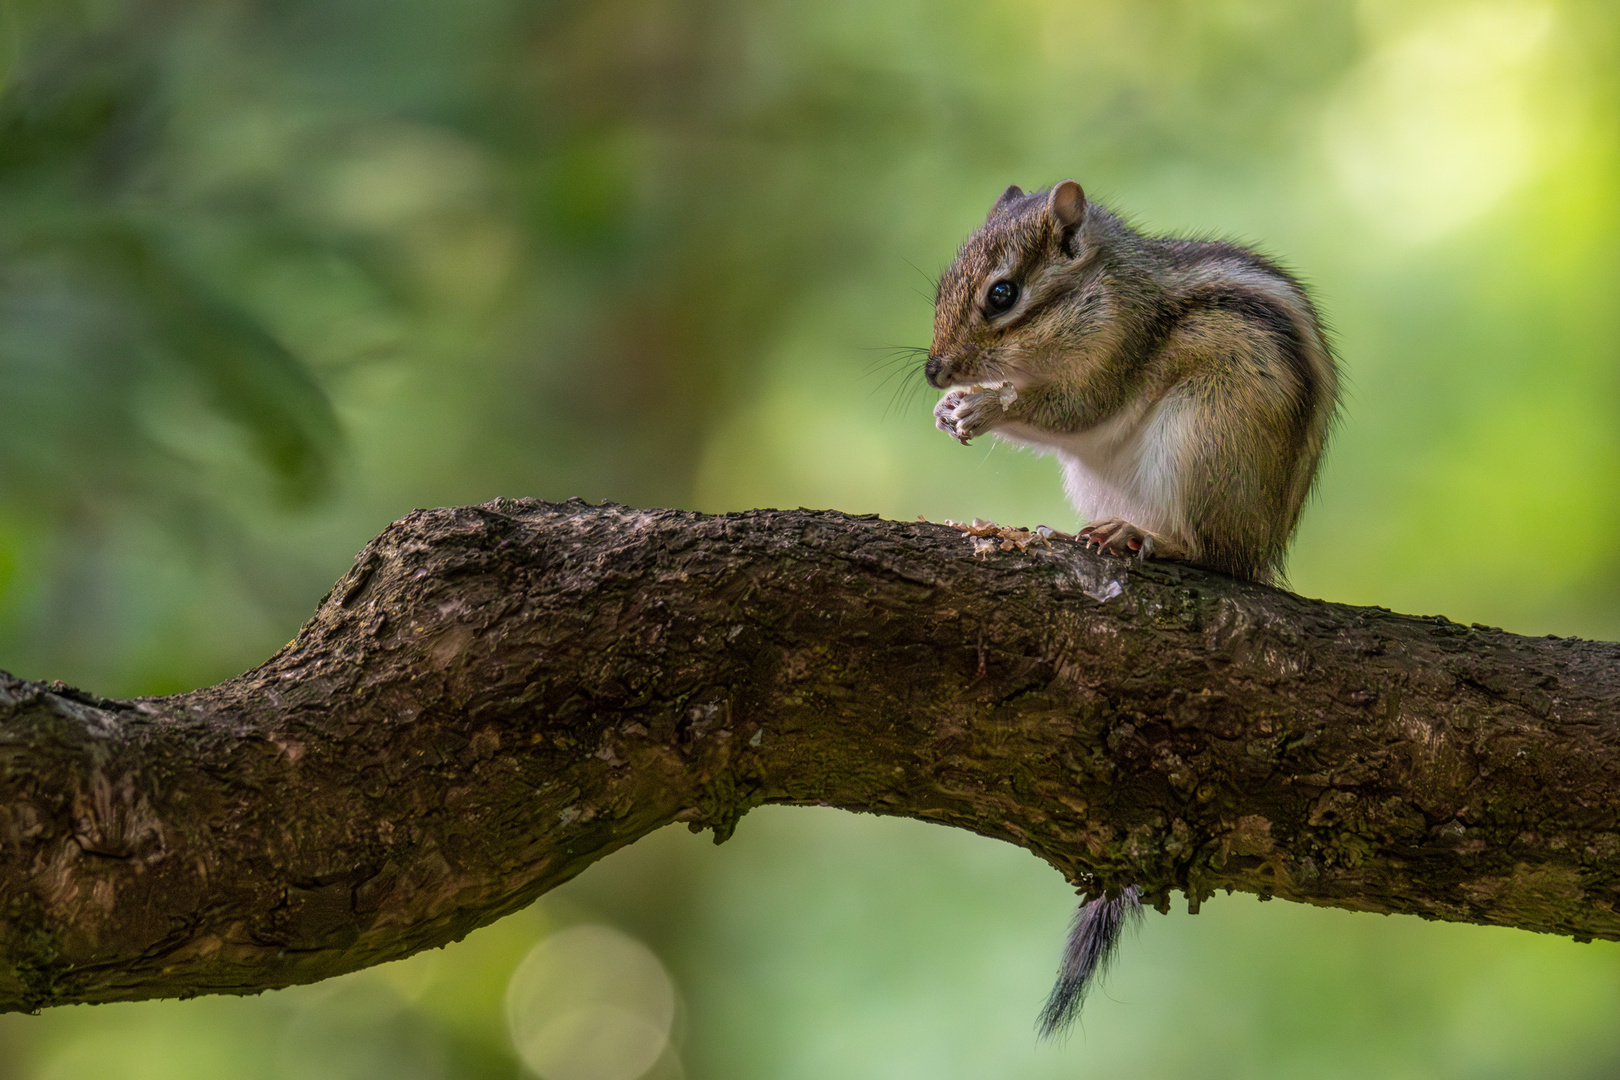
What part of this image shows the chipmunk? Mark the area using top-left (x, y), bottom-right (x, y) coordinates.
top-left (926, 180), bottom-right (1339, 1036)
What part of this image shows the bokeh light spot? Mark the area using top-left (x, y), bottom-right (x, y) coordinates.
top-left (1324, 1), bottom-right (1559, 243)
top-left (505, 925), bottom-right (677, 1080)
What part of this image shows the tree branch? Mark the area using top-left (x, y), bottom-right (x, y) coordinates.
top-left (3, 499), bottom-right (1618, 1011)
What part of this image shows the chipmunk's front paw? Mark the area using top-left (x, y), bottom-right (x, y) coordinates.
top-left (1078, 518), bottom-right (1156, 560)
top-left (934, 387), bottom-right (1001, 445)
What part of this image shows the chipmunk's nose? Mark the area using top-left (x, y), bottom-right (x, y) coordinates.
top-left (924, 355), bottom-right (947, 388)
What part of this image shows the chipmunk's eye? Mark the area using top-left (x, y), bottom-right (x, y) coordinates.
top-left (984, 280), bottom-right (1019, 316)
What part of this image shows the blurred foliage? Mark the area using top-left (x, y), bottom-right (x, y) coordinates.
top-left (2, 0), bottom-right (1620, 1077)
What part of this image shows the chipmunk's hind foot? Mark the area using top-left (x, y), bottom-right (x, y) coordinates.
top-left (1078, 519), bottom-right (1155, 559)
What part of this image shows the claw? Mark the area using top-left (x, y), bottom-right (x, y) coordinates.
top-left (1080, 518), bottom-right (1159, 561)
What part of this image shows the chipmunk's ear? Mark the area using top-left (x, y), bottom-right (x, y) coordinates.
top-left (1047, 180), bottom-right (1086, 229)
top-left (1047, 180), bottom-right (1086, 255)
top-left (989, 184), bottom-right (1024, 218)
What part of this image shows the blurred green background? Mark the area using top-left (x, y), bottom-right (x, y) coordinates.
top-left (2, 0), bottom-right (1619, 1076)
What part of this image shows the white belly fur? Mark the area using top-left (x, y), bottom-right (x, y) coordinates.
top-left (996, 397), bottom-right (1189, 534)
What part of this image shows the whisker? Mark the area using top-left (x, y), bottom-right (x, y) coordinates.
top-left (902, 257), bottom-right (942, 303)
top-left (860, 344), bottom-right (936, 420)
top-left (867, 362), bottom-right (920, 394)
top-left (882, 365), bottom-right (932, 421)
top-left (898, 370), bottom-right (930, 416)
top-left (862, 344), bottom-right (931, 360)
top-left (861, 344), bottom-right (930, 379)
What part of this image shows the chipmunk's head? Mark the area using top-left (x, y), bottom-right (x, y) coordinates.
top-left (925, 180), bottom-right (1093, 390)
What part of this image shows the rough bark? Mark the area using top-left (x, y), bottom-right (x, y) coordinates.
top-left (2, 499), bottom-right (1619, 1012)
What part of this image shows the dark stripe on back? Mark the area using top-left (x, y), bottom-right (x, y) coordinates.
top-left (1187, 285), bottom-right (1319, 447)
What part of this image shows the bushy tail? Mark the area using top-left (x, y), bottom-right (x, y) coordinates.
top-left (1036, 887), bottom-right (1143, 1039)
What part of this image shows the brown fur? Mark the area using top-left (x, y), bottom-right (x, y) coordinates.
top-left (928, 181), bottom-right (1338, 583)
